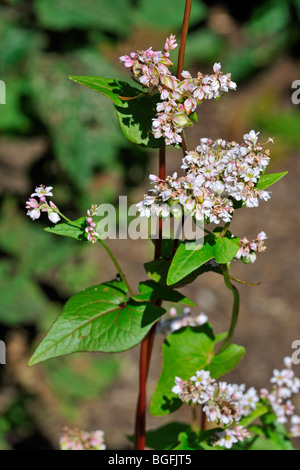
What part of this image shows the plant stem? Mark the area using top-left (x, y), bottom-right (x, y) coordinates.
top-left (57, 211), bottom-right (134, 297)
top-left (134, 147), bottom-right (165, 450)
top-left (134, 0), bottom-right (193, 450)
top-left (218, 221), bottom-right (231, 238)
top-left (229, 275), bottom-right (261, 287)
top-left (98, 239), bottom-right (134, 297)
top-left (217, 264), bottom-right (240, 353)
top-left (134, 332), bottom-right (149, 450)
top-left (200, 407), bottom-right (206, 431)
top-left (58, 210), bottom-right (134, 296)
top-left (181, 133), bottom-right (188, 155)
top-left (176, 0), bottom-right (193, 80)
top-left (57, 211), bottom-right (82, 228)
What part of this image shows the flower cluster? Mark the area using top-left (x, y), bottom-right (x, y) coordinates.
top-left (172, 371), bottom-right (244, 426)
top-left (85, 204), bottom-right (100, 244)
top-left (260, 356), bottom-right (300, 426)
top-left (120, 36), bottom-right (236, 145)
top-left (156, 307), bottom-right (208, 336)
top-left (137, 132), bottom-right (271, 225)
top-left (120, 35), bottom-right (177, 92)
top-left (212, 426), bottom-right (251, 449)
top-left (235, 231), bottom-right (267, 263)
top-left (59, 427), bottom-right (106, 450)
top-left (26, 185), bottom-right (60, 224)
top-left (173, 357), bottom-right (300, 448)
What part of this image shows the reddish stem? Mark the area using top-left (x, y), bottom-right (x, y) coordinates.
top-left (134, 334), bottom-right (149, 450)
top-left (134, 150), bottom-right (165, 450)
top-left (134, 0), bottom-right (193, 450)
top-left (176, 0), bottom-right (193, 80)
top-left (201, 407), bottom-right (206, 431)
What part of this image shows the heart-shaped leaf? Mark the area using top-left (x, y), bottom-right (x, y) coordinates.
top-left (167, 235), bottom-right (239, 285)
top-left (133, 280), bottom-right (196, 306)
top-left (44, 217), bottom-right (87, 241)
top-left (150, 326), bottom-right (245, 416)
top-left (69, 76), bottom-right (163, 148)
top-left (127, 422), bottom-right (192, 450)
top-left (29, 280), bottom-right (165, 365)
top-left (44, 216), bottom-right (103, 242)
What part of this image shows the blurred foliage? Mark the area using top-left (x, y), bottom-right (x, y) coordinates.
top-left (0, 0), bottom-right (300, 449)
top-left (44, 354), bottom-right (121, 420)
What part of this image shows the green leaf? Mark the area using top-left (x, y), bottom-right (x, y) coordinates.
top-left (167, 235), bottom-right (239, 286)
top-left (145, 257), bottom-right (221, 290)
top-left (69, 76), bottom-right (163, 148)
top-left (44, 217), bottom-right (86, 241)
top-left (238, 403), bottom-right (269, 428)
top-left (245, 411), bottom-right (295, 450)
top-left (150, 326), bottom-right (245, 416)
top-left (208, 344), bottom-right (246, 378)
top-left (213, 237), bottom-right (240, 263)
top-left (256, 171), bottom-right (288, 190)
top-left (144, 259), bottom-right (170, 286)
top-left (189, 111), bottom-right (198, 123)
top-left (29, 280), bottom-right (165, 365)
top-left (250, 432), bottom-right (294, 451)
top-left (44, 216), bottom-right (104, 241)
top-left (146, 423), bottom-right (191, 450)
top-left (133, 280), bottom-right (196, 306)
top-left (173, 431), bottom-right (200, 450)
top-left (167, 239), bottom-right (215, 286)
top-left (173, 430), bottom-right (218, 450)
top-left (260, 416), bottom-right (295, 450)
top-left (128, 422), bottom-right (192, 450)
top-left (150, 326), bottom-right (214, 416)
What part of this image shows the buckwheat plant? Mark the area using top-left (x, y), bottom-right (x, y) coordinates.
top-left (26, 0), bottom-right (294, 451)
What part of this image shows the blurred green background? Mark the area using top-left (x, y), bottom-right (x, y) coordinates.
top-left (0, 0), bottom-right (300, 449)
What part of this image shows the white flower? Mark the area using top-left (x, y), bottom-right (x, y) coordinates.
top-left (172, 377), bottom-right (183, 395)
top-left (31, 185), bottom-right (53, 198)
top-left (270, 369), bottom-right (294, 387)
top-left (48, 210), bottom-right (60, 224)
top-left (257, 231), bottom-right (267, 241)
top-left (27, 208), bottom-right (41, 220)
top-left (243, 130), bottom-right (260, 145)
top-left (190, 370), bottom-right (212, 387)
top-left (241, 387), bottom-right (259, 415)
top-left (213, 62), bottom-right (222, 74)
top-left (283, 356), bottom-right (293, 369)
top-left (214, 430), bottom-right (238, 449)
